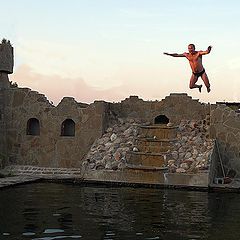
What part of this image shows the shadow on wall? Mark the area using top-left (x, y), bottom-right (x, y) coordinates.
top-left (209, 139), bottom-right (238, 186)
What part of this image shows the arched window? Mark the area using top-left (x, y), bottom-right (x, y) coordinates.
top-left (27, 118), bottom-right (40, 135)
top-left (154, 115), bottom-right (169, 124)
top-left (61, 119), bottom-right (75, 136)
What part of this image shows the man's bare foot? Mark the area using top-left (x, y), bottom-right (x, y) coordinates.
top-left (199, 85), bottom-right (202, 93)
top-left (207, 87), bottom-right (211, 93)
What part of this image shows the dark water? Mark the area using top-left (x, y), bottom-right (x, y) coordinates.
top-left (1, 183), bottom-right (240, 240)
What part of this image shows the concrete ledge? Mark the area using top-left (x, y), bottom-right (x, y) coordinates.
top-left (81, 170), bottom-right (210, 190)
top-left (0, 165), bottom-right (209, 191)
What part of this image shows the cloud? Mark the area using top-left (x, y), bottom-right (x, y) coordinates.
top-left (11, 63), bottom-right (234, 106)
top-left (15, 38), bottom-right (123, 89)
top-left (228, 57), bottom-right (240, 70)
top-left (11, 64), bottom-right (127, 105)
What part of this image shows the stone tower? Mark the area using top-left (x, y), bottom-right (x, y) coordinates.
top-left (0, 38), bottom-right (14, 167)
top-left (0, 38), bottom-right (13, 89)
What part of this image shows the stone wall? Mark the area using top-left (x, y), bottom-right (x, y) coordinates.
top-left (0, 88), bottom-right (6, 168)
top-left (3, 87), bottom-right (109, 168)
top-left (110, 93), bottom-right (210, 124)
top-left (210, 105), bottom-right (240, 178)
top-left (208, 140), bottom-right (220, 184)
top-left (1, 89), bottom-right (214, 169)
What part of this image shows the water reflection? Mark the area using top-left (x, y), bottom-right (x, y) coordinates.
top-left (1, 183), bottom-right (240, 239)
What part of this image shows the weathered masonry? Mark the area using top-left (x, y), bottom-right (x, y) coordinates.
top-left (1, 39), bottom-right (240, 190)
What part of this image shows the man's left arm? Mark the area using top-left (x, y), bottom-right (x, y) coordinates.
top-left (199, 46), bottom-right (212, 55)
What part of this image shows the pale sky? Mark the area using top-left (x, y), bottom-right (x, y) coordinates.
top-left (1, 0), bottom-right (240, 104)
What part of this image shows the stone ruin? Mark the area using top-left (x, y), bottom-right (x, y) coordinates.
top-left (1, 39), bottom-right (240, 187)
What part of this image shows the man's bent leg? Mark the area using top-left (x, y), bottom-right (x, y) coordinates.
top-left (201, 72), bottom-right (211, 92)
top-left (189, 74), bottom-right (202, 92)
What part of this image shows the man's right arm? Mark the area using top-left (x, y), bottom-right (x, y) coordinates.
top-left (163, 52), bottom-right (185, 57)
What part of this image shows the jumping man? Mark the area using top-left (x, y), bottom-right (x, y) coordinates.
top-left (164, 44), bottom-right (212, 93)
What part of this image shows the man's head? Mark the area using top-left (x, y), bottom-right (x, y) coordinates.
top-left (188, 44), bottom-right (195, 53)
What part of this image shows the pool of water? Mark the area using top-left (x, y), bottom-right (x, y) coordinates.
top-left (1, 183), bottom-right (240, 239)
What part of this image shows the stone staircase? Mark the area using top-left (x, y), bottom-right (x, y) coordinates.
top-left (126, 124), bottom-right (178, 170)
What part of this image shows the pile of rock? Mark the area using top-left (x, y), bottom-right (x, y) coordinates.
top-left (168, 118), bottom-right (214, 173)
top-left (83, 116), bottom-right (214, 174)
top-left (82, 118), bottom-right (140, 171)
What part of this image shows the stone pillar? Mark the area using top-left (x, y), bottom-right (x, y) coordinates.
top-left (0, 39), bottom-right (14, 168)
top-left (0, 73), bottom-right (10, 89)
top-left (0, 38), bottom-right (13, 89)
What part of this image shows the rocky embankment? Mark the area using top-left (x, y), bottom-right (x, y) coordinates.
top-left (82, 118), bottom-right (140, 171)
top-left (169, 119), bottom-right (214, 173)
top-left (82, 117), bottom-right (214, 173)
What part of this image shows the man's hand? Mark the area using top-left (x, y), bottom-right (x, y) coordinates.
top-left (207, 46), bottom-right (212, 52)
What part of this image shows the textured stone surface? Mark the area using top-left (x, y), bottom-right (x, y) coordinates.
top-left (83, 117), bottom-right (214, 174)
top-left (168, 119), bottom-right (214, 173)
top-left (1, 40), bottom-right (240, 190)
top-left (82, 118), bottom-right (139, 171)
top-left (0, 39), bottom-right (13, 74)
top-left (3, 87), bottom-right (108, 168)
top-left (210, 105), bottom-right (240, 180)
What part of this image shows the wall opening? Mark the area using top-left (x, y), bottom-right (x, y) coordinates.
top-left (154, 115), bottom-right (169, 124)
top-left (61, 119), bottom-right (75, 136)
top-left (27, 118), bottom-right (40, 135)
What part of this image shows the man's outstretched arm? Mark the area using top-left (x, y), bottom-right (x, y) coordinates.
top-left (163, 52), bottom-right (185, 57)
top-left (199, 46), bottom-right (212, 55)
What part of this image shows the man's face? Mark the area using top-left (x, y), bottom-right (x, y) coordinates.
top-left (188, 45), bottom-right (195, 54)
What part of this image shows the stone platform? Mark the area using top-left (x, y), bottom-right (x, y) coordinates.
top-left (0, 165), bottom-right (209, 190)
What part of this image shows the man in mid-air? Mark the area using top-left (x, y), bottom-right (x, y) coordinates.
top-left (164, 44), bottom-right (212, 93)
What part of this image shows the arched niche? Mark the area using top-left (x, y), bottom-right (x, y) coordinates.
top-left (26, 118), bottom-right (40, 135)
top-left (154, 115), bottom-right (169, 124)
top-left (61, 119), bottom-right (75, 136)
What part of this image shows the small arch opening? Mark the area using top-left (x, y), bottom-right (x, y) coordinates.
top-left (61, 119), bottom-right (75, 136)
top-left (154, 115), bottom-right (169, 124)
top-left (27, 118), bottom-right (40, 135)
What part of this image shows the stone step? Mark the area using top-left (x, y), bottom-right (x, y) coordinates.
top-left (126, 151), bottom-right (171, 168)
top-left (139, 126), bottom-right (177, 139)
top-left (139, 145), bottom-right (172, 153)
top-left (137, 138), bottom-right (177, 153)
